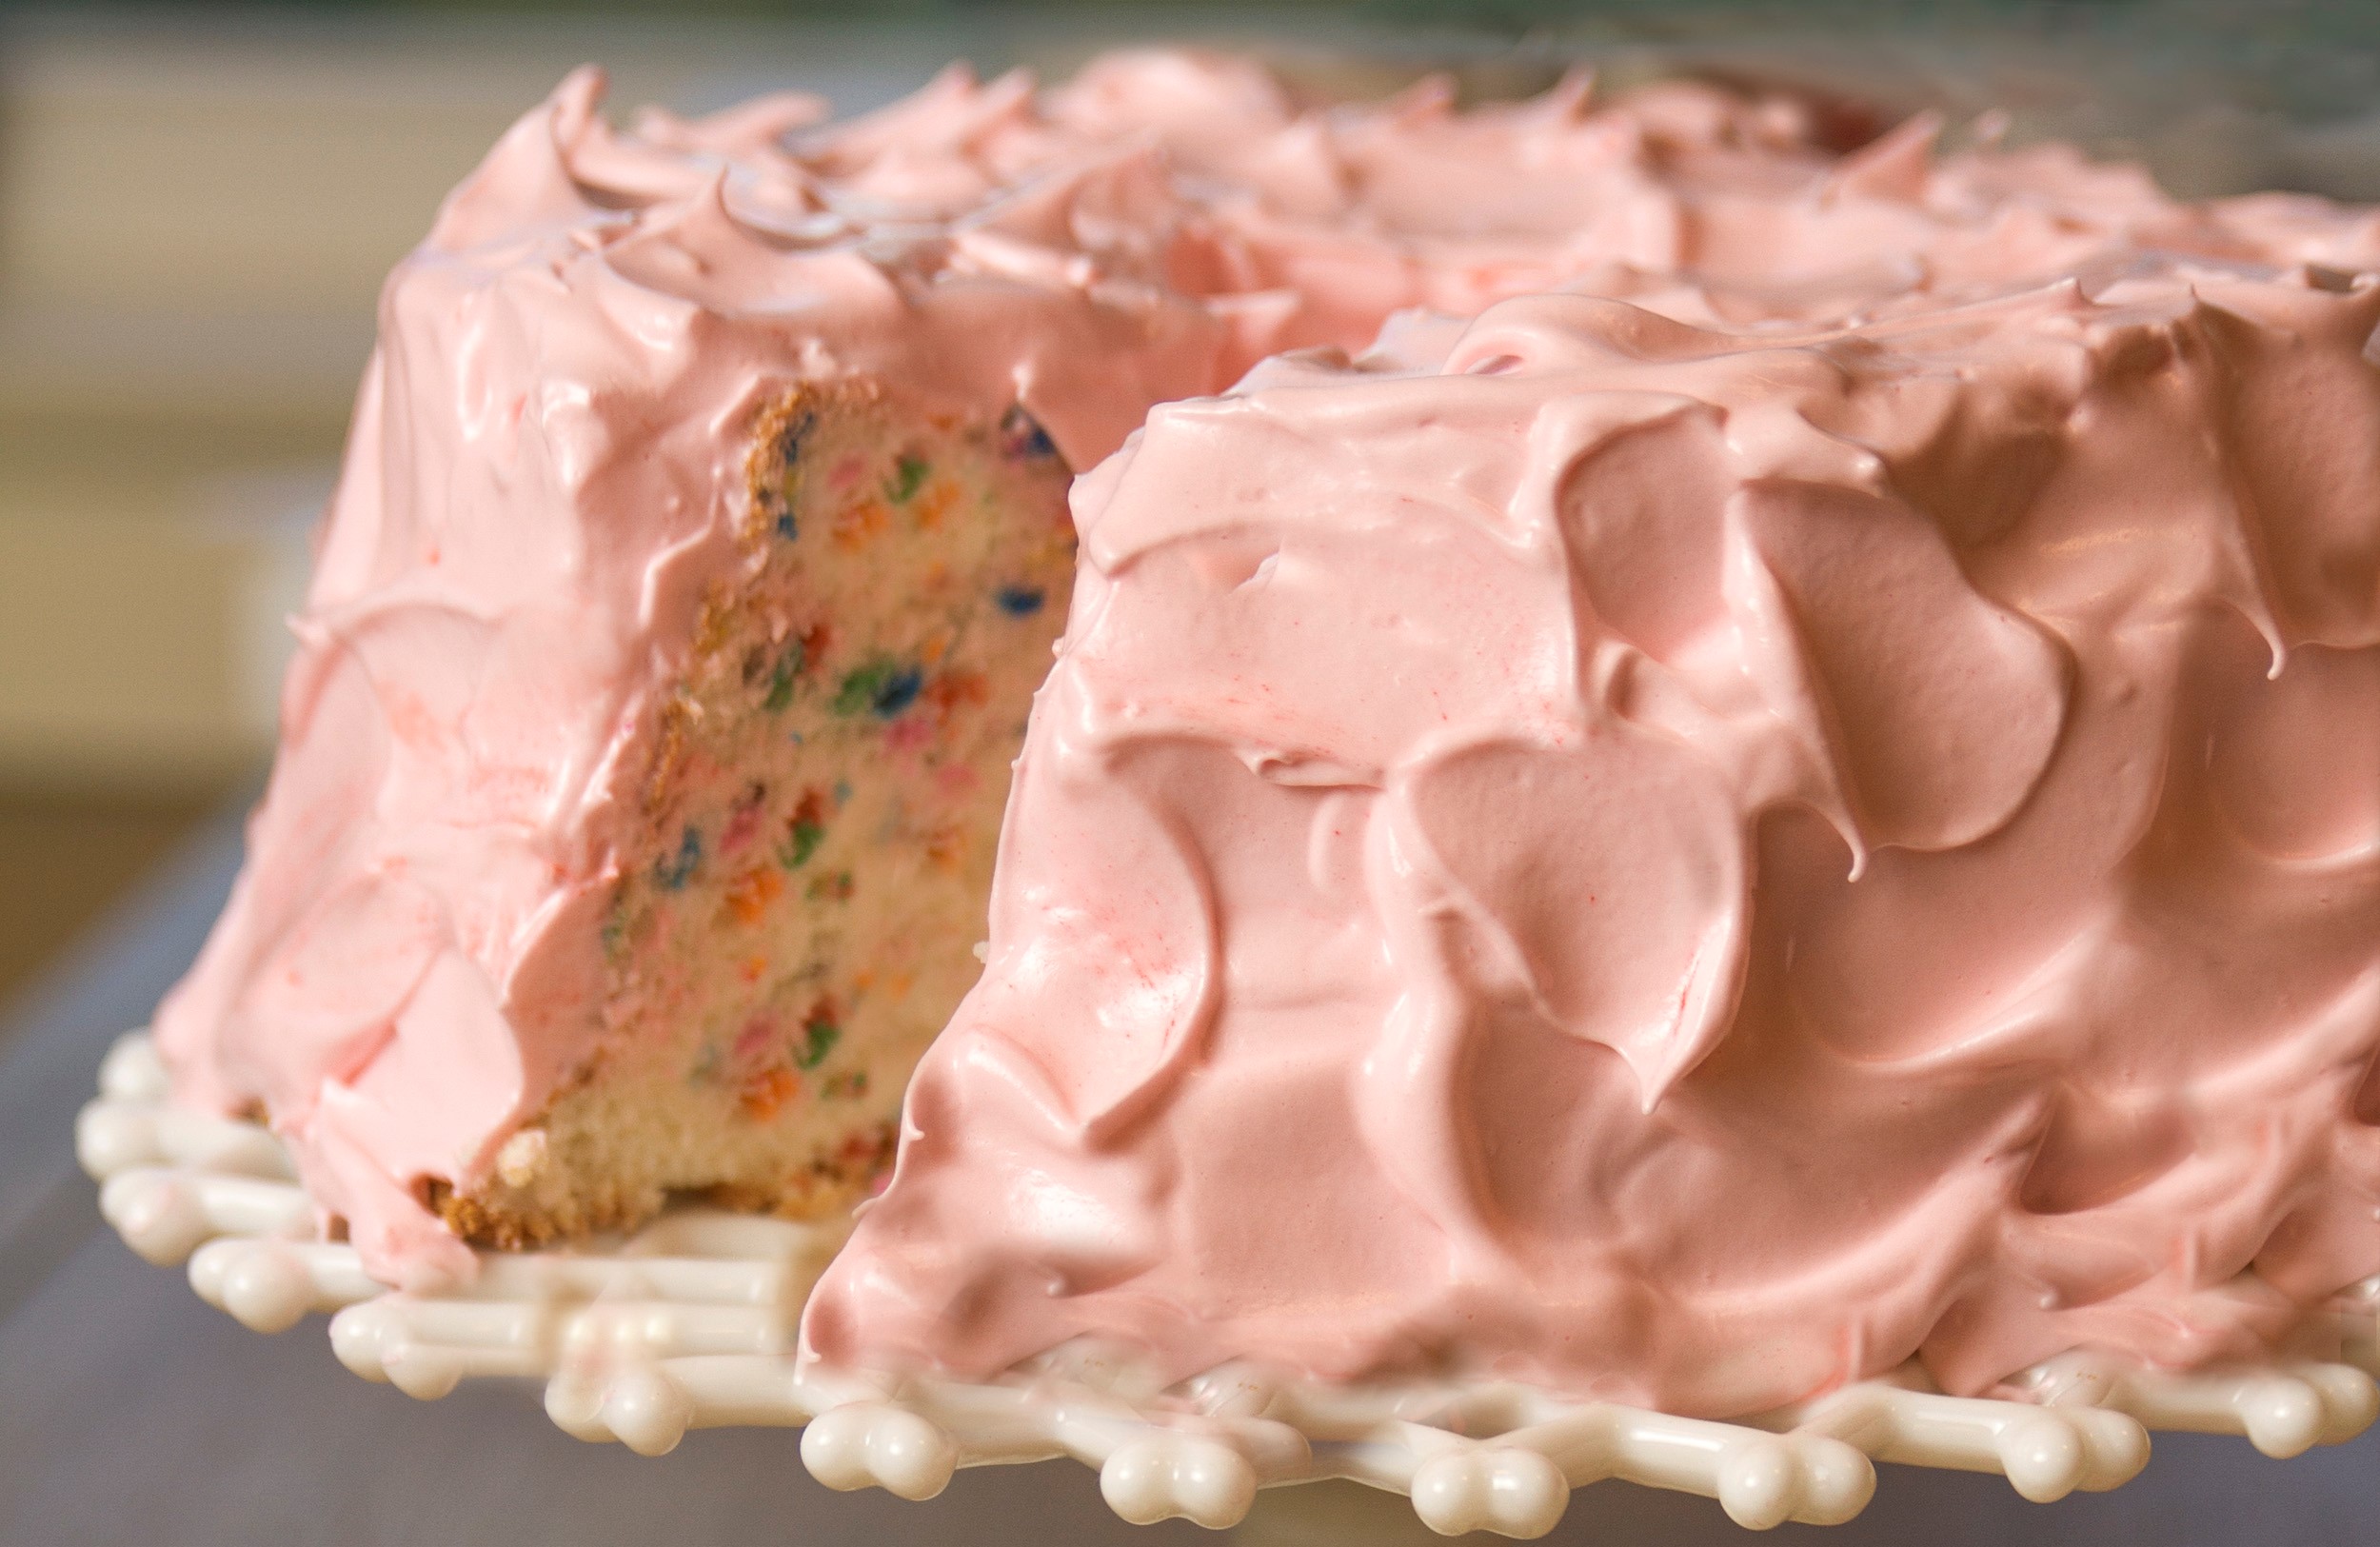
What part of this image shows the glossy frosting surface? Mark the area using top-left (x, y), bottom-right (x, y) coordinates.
top-left (807, 268), bottom-right (2380, 1413)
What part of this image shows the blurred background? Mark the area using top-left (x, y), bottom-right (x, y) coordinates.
top-left (2, 0), bottom-right (2380, 1017)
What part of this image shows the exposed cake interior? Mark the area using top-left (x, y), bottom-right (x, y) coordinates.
top-left (437, 384), bottom-right (1074, 1247)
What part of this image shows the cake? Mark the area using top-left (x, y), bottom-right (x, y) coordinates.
top-left (157, 50), bottom-right (2379, 1415)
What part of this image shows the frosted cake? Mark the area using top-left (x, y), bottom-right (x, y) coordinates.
top-left (158, 50), bottom-right (2380, 1415)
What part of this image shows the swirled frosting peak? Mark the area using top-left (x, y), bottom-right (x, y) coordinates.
top-left (804, 265), bottom-right (2380, 1416)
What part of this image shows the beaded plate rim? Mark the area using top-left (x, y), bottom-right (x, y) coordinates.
top-left (77, 1032), bottom-right (2380, 1537)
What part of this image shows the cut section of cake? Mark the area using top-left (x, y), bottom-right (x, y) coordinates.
top-left (431, 382), bottom-right (1084, 1249)
top-left (804, 270), bottom-right (2380, 1418)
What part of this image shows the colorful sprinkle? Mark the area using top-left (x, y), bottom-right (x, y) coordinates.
top-left (875, 667), bottom-right (923, 717)
top-left (923, 826), bottom-right (966, 874)
top-left (739, 1067), bottom-right (801, 1121)
top-left (732, 1014), bottom-right (778, 1066)
top-left (994, 585), bottom-right (1045, 616)
top-left (720, 784), bottom-right (767, 856)
top-left (777, 790), bottom-right (828, 869)
top-left (832, 657), bottom-right (924, 719)
top-left (724, 864), bottom-right (783, 924)
top-left (806, 869), bottom-right (856, 902)
top-left (884, 453), bottom-right (929, 503)
top-left (655, 826), bottom-right (703, 890)
top-left (763, 643), bottom-right (805, 711)
top-left (822, 1070), bottom-right (870, 1101)
top-left (1000, 405), bottom-right (1059, 461)
top-left (831, 497), bottom-right (893, 552)
top-left (838, 1126), bottom-right (892, 1168)
top-left (770, 413), bottom-right (813, 541)
top-left (778, 413), bottom-right (814, 466)
top-left (923, 670), bottom-right (989, 718)
top-left (911, 482), bottom-right (956, 530)
top-left (795, 1000), bottom-right (842, 1070)
top-left (762, 625), bottom-right (828, 711)
top-left (754, 489), bottom-right (797, 544)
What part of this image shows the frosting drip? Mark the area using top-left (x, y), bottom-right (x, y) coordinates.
top-left (805, 270), bottom-right (2380, 1416)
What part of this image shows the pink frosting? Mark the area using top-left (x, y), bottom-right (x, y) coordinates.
top-left (162, 50), bottom-right (2380, 1365)
top-left (806, 268), bottom-right (2380, 1413)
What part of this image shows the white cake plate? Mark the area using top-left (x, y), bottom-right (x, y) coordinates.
top-left (78, 1033), bottom-right (2380, 1540)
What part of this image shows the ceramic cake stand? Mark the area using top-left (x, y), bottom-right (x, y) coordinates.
top-left (79, 1033), bottom-right (2380, 1540)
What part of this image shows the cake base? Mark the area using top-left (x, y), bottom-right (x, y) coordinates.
top-left (80, 1032), bottom-right (2380, 1539)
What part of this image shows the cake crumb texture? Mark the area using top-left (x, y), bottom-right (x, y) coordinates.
top-left (444, 383), bottom-right (1071, 1249)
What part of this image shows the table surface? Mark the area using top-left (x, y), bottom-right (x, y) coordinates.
top-left (0, 805), bottom-right (2370, 1547)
